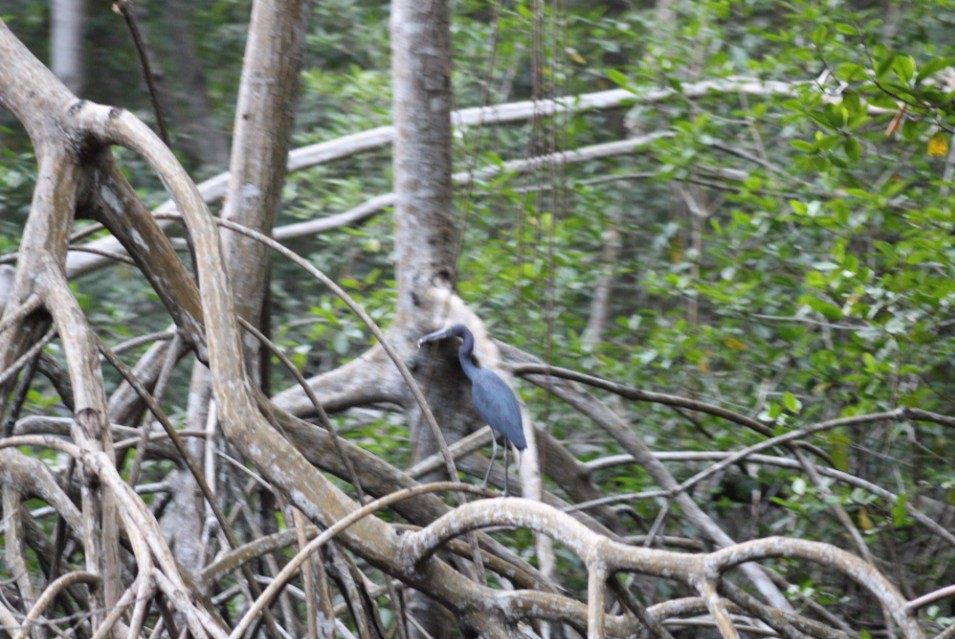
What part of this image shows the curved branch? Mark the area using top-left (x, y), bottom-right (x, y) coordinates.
top-left (0, 295), bottom-right (42, 339)
top-left (906, 584), bottom-right (955, 614)
top-left (586, 451), bottom-right (955, 548)
top-left (156, 212), bottom-right (459, 480)
top-left (718, 580), bottom-right (849, 639)
top-left (67, 98), bottom-right (529, 636)
top-left (267, 403), bottom-right (557, 588)
top-left (671, 409), bottom-right (910, 498)
top-left (0, 448), bottom-right (83, 533)
top-left (0, 435), bottom-right (198, 601)
top-left (86, 157), bottom-right (207, 358)
top-left (502, 344), bottom-right (793, 610)
top-left (706, 538), bottom-right (922, 638)
top-left (508, 361), bottom-right (772, 437)
top-left (399, 497), bottom-right (692, 580)
top-left (15, 571), bottom-right (100, 639)
top-left (230, 482), bottom-right (495, 639)
top-left (587, 563), bottom-right (609, 638)
top-left (694, 579), bottom-right (737, 639)
top-left (271, 343), bottom-right (402, 415)
top-left (0, 326), bottom-right (55, 386)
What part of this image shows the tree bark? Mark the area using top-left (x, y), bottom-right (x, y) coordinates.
top-left (50, 0), bottom-right (87, 95)
top-left (390, 1), bottom-right (462, 635)
top-left (391, 0), bottom-right (458, 328)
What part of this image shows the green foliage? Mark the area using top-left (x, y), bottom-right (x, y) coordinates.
top-left (3, 0), bottom-right (955, 628)
top-left (443, 0), bottom-right (955, 605)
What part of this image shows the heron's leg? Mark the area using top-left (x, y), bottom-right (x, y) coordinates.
top-left (503, 443), bottom-right (510, 497)
top-left (482, 434), bottom-right (497, 488)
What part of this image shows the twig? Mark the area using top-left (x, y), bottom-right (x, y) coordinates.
top-left (230, 482), bottom-right (495, 639)
top-left (112, 0), bottom-right (169, 146)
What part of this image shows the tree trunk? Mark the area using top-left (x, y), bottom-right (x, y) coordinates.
top-left (391, 0), bottom-right (458, 329)
top-left (50, 0), bottom-right (87, 94)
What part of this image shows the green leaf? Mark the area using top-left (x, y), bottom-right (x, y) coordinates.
top-left (844, 137), bottom-right (862, 162)
top-left (916, 56), bottom-right (955, 84)
top-left (807, 297), bottom-right (844, 320)
top-left (868, 92), bottom-right (900, 109)
top-left (783, 391), bottom-right (802, 414)
top-left (892, 494), bottom-right (909, 528)
top-left (838, 62), bottom-right (868, 82)
top-left (863, 352), bottom-right (878, 373)
top-left (790, 139), bottom-right (815, 152)
top-left (825, 103), bottom-right (849, 128)
top-left (842, 91), bottom-right (862, 114)
top-left (875, 53), bottom-right (897, 80)
top-left (605, 68), bottom-right (629, 88)
top-left (770, 497), bottom-right (806, 514)
top-left (830, 433), bottom-right (850, 472)
top-left (768, 402), bottom-right (783, 419)
top-left (780, 98), bottom-right (805, 112)
top-left (901, 118), bottom-right (922, 141)
top-left (892, 54), bottom-right (916, 83)
top-left (885, 316), bottom-right (906, 335)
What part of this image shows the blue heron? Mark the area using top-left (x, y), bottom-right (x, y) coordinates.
top-left (417, 324), bottom-right (526, 495)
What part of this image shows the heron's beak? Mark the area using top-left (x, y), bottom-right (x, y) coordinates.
top-left (417, 326), bottom-right (454, 348)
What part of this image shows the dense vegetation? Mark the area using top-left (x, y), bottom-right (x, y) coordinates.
top-left (2, 0), bottom-right (955, 637)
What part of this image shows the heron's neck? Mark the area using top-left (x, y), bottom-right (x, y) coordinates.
top-left (459, 350), bottom-right (480, 378)
top-left (457, 330), bottom-right (480, 379)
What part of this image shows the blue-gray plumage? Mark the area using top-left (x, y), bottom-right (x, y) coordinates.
top-left (417, 324), bottom-right (525, 494)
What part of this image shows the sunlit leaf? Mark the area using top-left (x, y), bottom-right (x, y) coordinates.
top-left (928, 131), bottom-right (949, 157)
top-left (783, 391), bottom-right (802, 414)
top-left (723, 337), bottom-right (747, 350)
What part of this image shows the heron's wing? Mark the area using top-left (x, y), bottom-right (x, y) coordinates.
top-left (470, 369), bottom-right (526, 450)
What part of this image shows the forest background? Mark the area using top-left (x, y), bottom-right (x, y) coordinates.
top-left (1, 0), bottom-right (955, 638)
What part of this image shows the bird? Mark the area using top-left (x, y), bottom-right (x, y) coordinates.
top-left (417, 324), bottom-right (526, 495)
